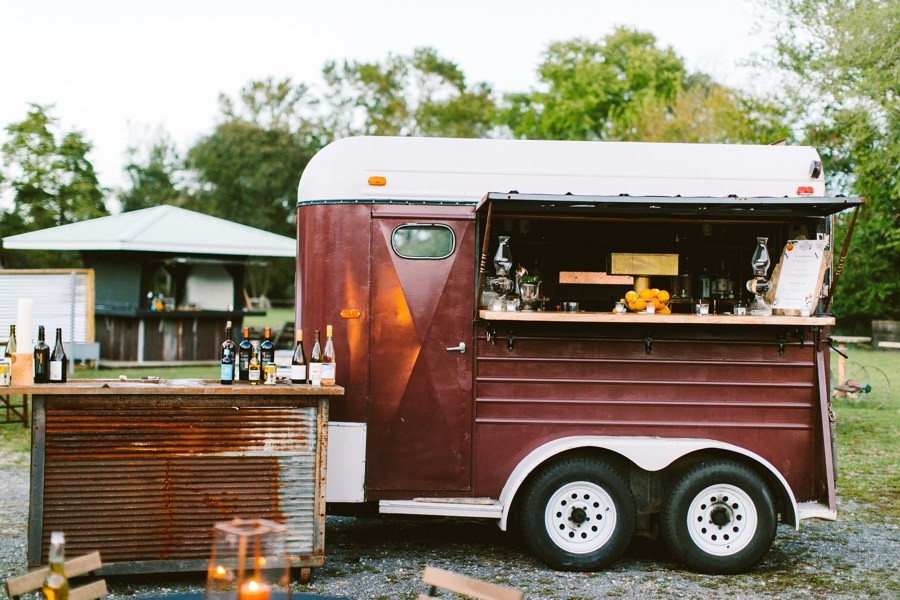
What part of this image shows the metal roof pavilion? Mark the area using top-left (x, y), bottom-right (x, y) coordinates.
top-left (2, 205), bottom-right (295, 257)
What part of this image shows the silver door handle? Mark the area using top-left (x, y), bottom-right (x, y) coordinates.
top-left (446, 342), bottom-right (466, 353)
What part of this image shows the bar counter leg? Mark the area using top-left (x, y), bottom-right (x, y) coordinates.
top-left (27, 394), bottom-right (46, 567)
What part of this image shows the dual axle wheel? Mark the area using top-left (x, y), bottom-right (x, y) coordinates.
top-left (518, 457), bottom-right (777, 573)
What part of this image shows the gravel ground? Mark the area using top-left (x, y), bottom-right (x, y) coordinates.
top-left (1, 459), bottom-right (897, 600)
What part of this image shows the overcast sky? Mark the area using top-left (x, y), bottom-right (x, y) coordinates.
top-left (0, 0), bottom-right (775, 197)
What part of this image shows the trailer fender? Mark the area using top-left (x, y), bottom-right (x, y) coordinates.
top-left (498, 436), bottom-right (799, 531)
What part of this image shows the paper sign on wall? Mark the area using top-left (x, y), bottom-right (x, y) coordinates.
top-left (771, 239), bottom-right (829, 317)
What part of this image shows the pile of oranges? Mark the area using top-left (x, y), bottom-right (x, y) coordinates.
top-left (623, 288), bottom-right (671, 314)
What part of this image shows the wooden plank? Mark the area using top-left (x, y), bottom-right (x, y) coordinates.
top-left (422, 566), bottom-right (523, 600)
top-left (5, 552), bottom-right (102, 596)
top-left (69, 580), bottom-right (108, 600)
top-left (479, 310), bottom-right (835, 326)
top-left (4, 380), bottom-right (344, 396)
top-left (559, 271), bottom-right (634, 285)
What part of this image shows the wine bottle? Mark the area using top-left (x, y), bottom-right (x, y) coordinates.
top-left (309, 329), bottom-right (323, 386)
top-left (238, 327), bottom-right (252, 380)
top-left (248, 340), bottom-right (261, 384)
top-left (42, 531), bottom-right (68, 600)
top-left (4, 325), bottom-right (15, 357)
top-left (321, 324), bottom-right (336, 386)
top-left (220, 321), bottom-right (236, 385)
top-left (49, 328), bottom-right (67, 383)
top-left (34, 326), bottom-right (50, 384)
top-left (260, 326), bottom-right (275, 376)
top-left (290, 329), bottom-right (308, 384)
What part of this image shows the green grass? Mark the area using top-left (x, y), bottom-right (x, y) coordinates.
top-left (828, 346), bottom-right (900, 519)
top-left (243, 307), bottom-right (294, 328)
top-left (70, 365), bottom-right (217, 380)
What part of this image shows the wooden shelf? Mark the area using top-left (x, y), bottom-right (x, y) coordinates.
top-left (479, 310), bottom-right (835, 327)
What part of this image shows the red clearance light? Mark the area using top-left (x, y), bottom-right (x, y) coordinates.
top-left (341, 309), bottom-right (361, 319)
top-left (797, 186), bottom-right (814, 195)
top-left (368, 176), bottom-right (387, 186)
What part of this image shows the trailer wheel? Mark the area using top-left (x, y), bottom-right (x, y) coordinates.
top-left (662, 461), bottom-right (777, 574)
top-left (519, 457), bottom-right (635, 570)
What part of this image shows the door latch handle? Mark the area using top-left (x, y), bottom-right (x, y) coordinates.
top-left (446, 342), bottom-right (466, 353)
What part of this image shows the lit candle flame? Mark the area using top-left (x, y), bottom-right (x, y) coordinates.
top-left (256, 557), bottom-right (267, 567)
top-left (215, 565), bottom-right (226, 577)
top-left (248, 580), bottom-right (259, 592)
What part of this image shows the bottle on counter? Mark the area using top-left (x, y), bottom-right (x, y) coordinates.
top-left (699, 265), bottom-right (711, 299)
top-left (5, 324), bottom-right (16, 357)
top-left (248, 340), bottom-right (261, 384)
top-left (42, 531), bottom-right (68, 600)
top-left (260, 326), bottom-right (275, 374)
top-left (309, 329), bottom-right (323, 386)
top-left (34, 326), bottom-right (50, 384)
top-left (220, 321), bottom-right (236, 385)
top-left (49, 328), bottom-right (67, 383)
top-left (290, 329), bottom-right (308, 384)
top-left (238, 327), bottom-right (252, 380)
top-left (321, 325), bottom-right (336, 386)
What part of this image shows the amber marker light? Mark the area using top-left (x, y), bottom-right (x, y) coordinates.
top-left (341, 309), bottom-right (361, 319)
top-left (368, 176), bottom-right (387, 186)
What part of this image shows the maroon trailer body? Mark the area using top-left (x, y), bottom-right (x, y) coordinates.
top-left (295, 136), bottom-right (861, 573)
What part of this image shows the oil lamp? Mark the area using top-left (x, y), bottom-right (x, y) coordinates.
top-left (205, 519), bottom-right (291, 600)
top-left (746, 236), bottom-right (773, 316)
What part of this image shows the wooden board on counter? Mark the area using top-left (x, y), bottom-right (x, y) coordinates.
top-left (4, 379), bottom-right (344, 396)
top-left (479, 310), bottom-right (835, 326)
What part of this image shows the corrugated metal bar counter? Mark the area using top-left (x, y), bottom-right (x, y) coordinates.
top-left (10, 380), bottom-right (343, 575)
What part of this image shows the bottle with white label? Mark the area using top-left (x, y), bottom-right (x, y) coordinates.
top-left (49, 328), bottom-right (67, 383)
top-left (248, 340), bottom-right (262, 384)
top-left (321, 325), bottom-right (336, 386)
top-left (309, 330), bottom-right (323, 386)
top-left (290, 329), bottom-right (308, 384)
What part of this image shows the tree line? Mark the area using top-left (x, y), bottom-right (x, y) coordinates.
top-left (1, 4), bottom-right (896, 330)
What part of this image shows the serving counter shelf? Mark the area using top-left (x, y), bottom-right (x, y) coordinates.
top-left (14, 379), bottom-right (343, 579)
top-left (479, 310), bottom-right (835, 327)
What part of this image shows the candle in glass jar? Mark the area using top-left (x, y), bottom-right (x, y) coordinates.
top-left (238, 579), bottom-right (270, 600)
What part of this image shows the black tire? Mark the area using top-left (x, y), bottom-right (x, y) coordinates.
top-left (518, 457), bottom-right (635, 570)
top-left (662, 460), bottom-right (777, 574)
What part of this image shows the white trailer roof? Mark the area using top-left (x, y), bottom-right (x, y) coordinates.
top-left (2, 205), bottom-right (295, 257)
top-left (297, 136), bottom-right (826, 204)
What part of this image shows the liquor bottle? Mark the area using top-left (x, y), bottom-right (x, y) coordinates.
top-left (238, 327), bottom-right (252, 380)
top-left (248, 340), bottom-right (261, 384)
top-left (49, 328), bottom-right (67, 383)
top-left (220, 321), bottom-right (236, 385)
top-left (309, 329), bottom-right (323, 386)
top-left (699, 265), bottom-right (711, 299)
top-left (34, 326), bottom-right (50, 384)
top-left (290, 329), bottom-right (308, 384)
top-left (260, 326), bottom-right (275, 375)
top-left (4, 325), bottom-right (16, 357)
top-left (42, 531), bottom-right (68, 600)
top-left (321, 325), bottom-right (336, 386)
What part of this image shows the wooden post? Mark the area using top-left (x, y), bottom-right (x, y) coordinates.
top-left (475, 200), bottom-right (494, 312)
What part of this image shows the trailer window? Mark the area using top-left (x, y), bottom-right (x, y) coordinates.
top-left (391, 224), bottom-right (456, 259)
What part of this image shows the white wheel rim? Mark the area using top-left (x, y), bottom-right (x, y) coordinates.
top-left (686, 483), bottom-right (758, 556)
top-left (544, 481), bottom-right (617, 554)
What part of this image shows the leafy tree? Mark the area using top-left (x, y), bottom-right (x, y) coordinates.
top-left (501, 28), bottom-right (789, 145)
top-left (763, 0), bottom-right (899, 330)
top-left (0, 104), bottom-right (107, 267)
top-left (186, 78), bottom-right (321, 298)
top-left (120, 133), bottom-right (182, 212)
top-left (321, 47), bottom-right (495, 139)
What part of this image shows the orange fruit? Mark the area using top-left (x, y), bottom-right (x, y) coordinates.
top-left (634, 298), bottom-right (647, 311)
top-left (639, 288), bottom-right (653, 300)
top-left (657, 290), bottom-right (670, 302)
top-left (625, 290), bottom-right (638, 302)
top-left (651, 288), bottom-right (660, 298)
top-left (658, 306), bottom-right (671, 314)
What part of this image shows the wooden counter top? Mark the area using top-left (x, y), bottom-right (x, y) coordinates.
top-left (479, 310), bottom-right (835, 326)
top-left (3, 379), bottom-right (344, 396)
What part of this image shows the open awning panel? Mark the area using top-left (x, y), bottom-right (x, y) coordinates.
top-left (476, 192), bottom-right (863, 219)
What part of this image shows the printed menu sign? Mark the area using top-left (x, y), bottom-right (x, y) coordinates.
top-left (772, 239), bottom-right (829, 316)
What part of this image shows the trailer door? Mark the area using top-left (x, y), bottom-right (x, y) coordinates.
top-left (368, 208), bottom-right (475, 493)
